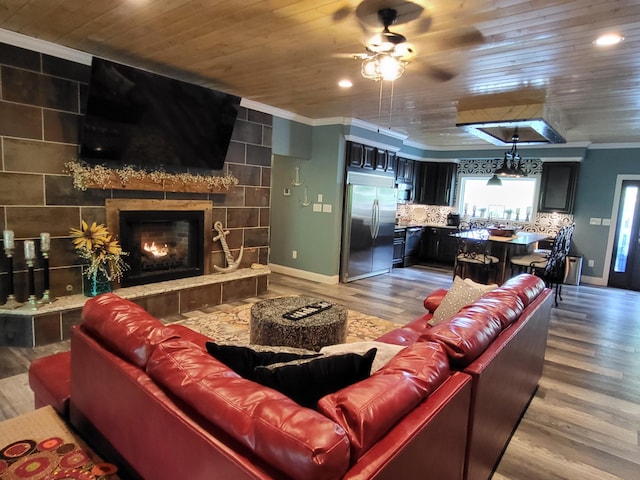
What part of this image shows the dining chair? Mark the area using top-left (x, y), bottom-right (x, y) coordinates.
top-left (453, 229), bottom-right (499, 284)
top-left (510, 224), bottom-right (575, 305)
top-left (510, 224), bottom-right (572, 275)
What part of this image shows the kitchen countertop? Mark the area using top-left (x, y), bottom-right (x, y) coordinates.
top-left (395, 224), bottom-right (458, 229)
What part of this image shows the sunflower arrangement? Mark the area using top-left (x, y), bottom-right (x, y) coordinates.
top-left (70, 221), bottom-right (129, 282)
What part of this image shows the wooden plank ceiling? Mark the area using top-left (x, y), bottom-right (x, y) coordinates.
top-left (1, 0), bottom-right (639, 147)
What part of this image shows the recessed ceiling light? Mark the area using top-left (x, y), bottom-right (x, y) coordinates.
top-left (594, 33), bottom-right (624, 46)
top-left (338, 79), bottom-right (353, 88)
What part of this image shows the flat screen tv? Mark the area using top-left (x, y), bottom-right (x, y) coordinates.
top-left (79, 57), bottom-right (241, 172)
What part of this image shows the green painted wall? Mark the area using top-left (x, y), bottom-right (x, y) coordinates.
top-left (572, 147), bottom-right (640, 278)
top-left (270, 124), bottom-right (345, 276)
top-left (271, 117), bottom-right (312, 159)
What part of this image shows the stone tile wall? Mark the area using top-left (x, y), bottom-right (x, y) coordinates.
top-left (0, 42), bottom-right (271, 303)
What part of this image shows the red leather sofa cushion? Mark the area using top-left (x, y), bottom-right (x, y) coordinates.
top-left (82, 293), bottom-right (179, 368)
top-left (498, 274), bottom-right (545, 307)
top-left (28, 351), bottom-right (71, 416)
top-left (471, 290), bottom-right (525, 329)
top-left (147, 338), bottom-right (351, 480)
top-left (423, 288), bottom-right (448, 312)
top-left (420, 309), bottom-right (503, 368)
top-left (317, 341), bottom-right (450, 460)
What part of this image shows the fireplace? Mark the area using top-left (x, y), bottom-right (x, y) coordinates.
top-left (106, 199), bottom-right (213, 287)
top-left (119, 210), bottom-right (204, 287)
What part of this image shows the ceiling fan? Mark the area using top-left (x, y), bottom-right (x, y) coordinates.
top-left (333, 0), bottom-right (484, 82)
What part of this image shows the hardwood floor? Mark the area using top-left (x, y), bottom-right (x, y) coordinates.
top-left (1, 267), bottom-right (638, 479)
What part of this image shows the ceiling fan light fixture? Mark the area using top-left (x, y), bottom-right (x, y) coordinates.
top-left (361, 53), bottom-right (405, 81)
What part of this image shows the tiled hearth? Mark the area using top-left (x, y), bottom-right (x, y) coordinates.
top-left (0, 267), bottom-right (269, 347)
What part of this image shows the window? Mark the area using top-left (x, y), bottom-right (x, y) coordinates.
top-left (459, 176), bottom-right (538, 222)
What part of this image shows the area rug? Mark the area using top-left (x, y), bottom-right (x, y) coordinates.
top-left (0, 406), bottom-right (119, 479)
top-left (174, 300), bottom-right (400, 345)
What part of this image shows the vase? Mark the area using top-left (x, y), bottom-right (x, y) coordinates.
top-left (83, 270), bottom-right (112, 297)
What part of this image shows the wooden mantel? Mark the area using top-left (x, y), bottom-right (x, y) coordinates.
top-left (81, 172), bottom-right (235, 194)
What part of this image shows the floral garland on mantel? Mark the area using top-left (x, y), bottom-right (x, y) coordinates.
top-left (66, 161), bottom-right (239, 193)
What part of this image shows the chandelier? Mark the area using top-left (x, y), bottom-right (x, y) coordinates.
top-left (487, 130), bottom-right (528, 185)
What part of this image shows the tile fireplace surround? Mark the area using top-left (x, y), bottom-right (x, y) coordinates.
top-left (0, 267), bottom-right (270, 347)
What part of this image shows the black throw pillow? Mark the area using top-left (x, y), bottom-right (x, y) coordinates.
top-left (253, 348), bottom-right (377, 409)
top-left (205, 342), bottom-right (320, 381)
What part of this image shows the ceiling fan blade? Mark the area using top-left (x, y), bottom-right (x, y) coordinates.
top-left (425, 64), bottom-right (457, 82)
top-left (332, 52), bottom-right (370, 59)
top-left (420, 26), bottom-right (485, 51)
top-left (332, 5), bottom-right (353, 22)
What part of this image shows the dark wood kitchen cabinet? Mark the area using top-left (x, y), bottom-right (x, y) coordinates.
top-left (394, 157), bottom-right (415, 185)
top-left (346, 141), bottom-right (396, 173)
top-left (415, 162), bottom-right (457, 206)
top-left (421, 227), bottom-right (457, 265)
top-left (347, 142), bottom-right (364, 168)
top-left (362, 145), bottom-right (376, 169)
top-left (538, 162), bottom-right (579, 213)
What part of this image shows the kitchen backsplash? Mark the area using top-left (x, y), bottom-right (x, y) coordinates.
top-left (397, 203), bottom-right (573, 236)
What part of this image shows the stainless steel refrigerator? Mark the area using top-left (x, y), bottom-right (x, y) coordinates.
top-left (341, 172), bottom-right (397, 283)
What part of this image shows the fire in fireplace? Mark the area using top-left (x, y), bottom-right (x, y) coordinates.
top-left (118, 210), bottom-right (205, 287)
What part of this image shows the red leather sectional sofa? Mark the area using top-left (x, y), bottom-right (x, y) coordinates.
top-left (29, 274), bottom-right (552, 480)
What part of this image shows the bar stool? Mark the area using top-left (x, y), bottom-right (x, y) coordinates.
top-left (453, 230), bottom-right (499, 284)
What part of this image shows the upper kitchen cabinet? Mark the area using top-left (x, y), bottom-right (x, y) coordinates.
top-left (415, 162), bottom-right (457, 206)
top-left (362, 145), bottom-right (376, 169)
top-left (394, 157), bottom-right (415, 185)
top-left (346, 141), bottom-right (396, 173)
top-left (347, 141), bottom-right (364, 168)
top-left (538, 162), bottom-right (580, 213)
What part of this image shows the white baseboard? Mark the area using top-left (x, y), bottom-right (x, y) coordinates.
top-left (268, 264), bottom-right (340, 285)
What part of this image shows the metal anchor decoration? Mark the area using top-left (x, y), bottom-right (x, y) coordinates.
top-left (212, 221), bottom-right (244, 273)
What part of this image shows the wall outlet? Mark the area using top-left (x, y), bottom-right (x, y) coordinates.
top-left (589, 217), bottom-right (602, 225)
top-left (322, 204), bottom-right (332, 213)
top-left (283, 188), bottom-right (291, 196)
top-left (588, 259), bottom-right (595, 267)
top-left (292, 250), bottom-right (297, 259)
top-left (602, 218), bottom-right (611, 226)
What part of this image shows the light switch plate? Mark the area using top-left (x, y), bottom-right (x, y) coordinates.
top-left (602, 218), bottom-right (611, 226)
top-left (317, 194), bottom-right (323, 202)
top-left (589, 217), bottom-right (602, 225)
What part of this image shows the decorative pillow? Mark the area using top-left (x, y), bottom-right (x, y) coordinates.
top-left (253, 349), bottom-right (377, 408)
top-left (429, 276), bottom-right (498, 326)
top-left (320, 341), bottom-right (405, 373)
top-left (205, 342), bottom-right (320, 381)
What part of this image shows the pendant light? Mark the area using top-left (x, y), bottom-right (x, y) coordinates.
top-left (491, 129), bottom-right (528, 178)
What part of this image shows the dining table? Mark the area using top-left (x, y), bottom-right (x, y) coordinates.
top-left (451, 229), bottom-right (551, 284)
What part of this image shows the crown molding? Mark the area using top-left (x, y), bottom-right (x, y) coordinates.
top-left (0, 28), bottom-right (92, 65)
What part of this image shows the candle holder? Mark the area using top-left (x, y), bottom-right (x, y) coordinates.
top-left (0, 247), bottom-right (24, 310)
top-left (39, 251), bottom-right (55, 304)
top-left (22, 257), bottom-right (41, 310)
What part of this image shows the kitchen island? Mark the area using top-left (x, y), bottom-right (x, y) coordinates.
top-left (452, 229), bottom-right (550, 284)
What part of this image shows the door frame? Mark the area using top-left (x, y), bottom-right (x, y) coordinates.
top-left (603, 174), bottom-right (640, 285)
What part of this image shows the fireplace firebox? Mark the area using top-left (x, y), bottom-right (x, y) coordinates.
top-left (119, 210), bottom-right (205, 287)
